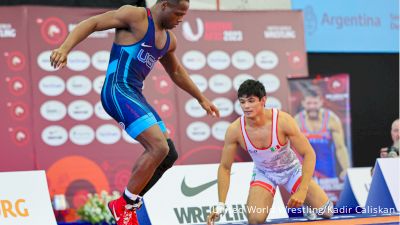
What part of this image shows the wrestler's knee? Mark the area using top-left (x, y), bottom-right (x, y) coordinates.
top-left (162, 139), bottom-right (178, 169)
top-left (148, 138), bottom-right (169, 162)
top-left (167, 139), bottom-right (178, 160)
top-left (247, 213), bottom-right (267, 225)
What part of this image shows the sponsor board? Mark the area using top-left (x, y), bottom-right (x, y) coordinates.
top-left (337, 167), bottom-right (372, 208)
top-left (0, 171), bottom-right (57, 225)
top-left (366, 158), bottom-right (400, 211)
top-left (144, 162), bottom-right (288, 225)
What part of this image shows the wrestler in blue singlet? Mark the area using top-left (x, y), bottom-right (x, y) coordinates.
top-left (101, 8), bottom-right (170, 138)
top-left (299, 109), bottom-right (337, 177)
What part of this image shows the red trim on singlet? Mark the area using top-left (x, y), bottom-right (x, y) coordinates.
top-left (250, 181), bottom-right (276, 196)
top-left (146, 8), bottom-right (151, 17)
top-left (291, 176), bottom-right (302, 194)
top-left (305, 134), bottom-right (329, 139)
top-left (300, 109), bottom-right (330, 135)
top-left (243, 109), bottom-right (273, 150)
top-left (321, 110), bottom-right (329, 132)
top-left (240, 118), bottom-right (249, 152)
top-left (275, 110), bottom-right (288, 146)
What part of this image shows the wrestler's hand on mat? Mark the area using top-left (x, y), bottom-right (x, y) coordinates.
top-left (287, 189), bottom-right (307, 208)
top-left (50, 48), bottom-right (68, 69)
top-left (199, 98), bottom-right (220, 118)
top-left (207, 211), bottom-right (219, 225)
top-left (207, 202), bottom-right (225, 225)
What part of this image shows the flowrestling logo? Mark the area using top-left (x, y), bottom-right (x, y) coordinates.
top-left (41, 125), bottom-right (68, 146)
top-left (186, 122), bottom-right (210, 142)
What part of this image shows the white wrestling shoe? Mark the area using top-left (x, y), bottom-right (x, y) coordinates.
top-left (303, 204), bottom-right (318, 220)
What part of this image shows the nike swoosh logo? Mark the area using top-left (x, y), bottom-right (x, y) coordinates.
top-left (141, 42), bottom-right (152, 48)
top-left (113, 205), bottom-right (120, 222)
top-left (181, 177), bottom-right (218, 197)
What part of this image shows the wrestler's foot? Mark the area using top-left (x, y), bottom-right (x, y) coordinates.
top-left (303, 204), bottom-right (318, 220)
top-left (108, 196), bottom-right (139, 225)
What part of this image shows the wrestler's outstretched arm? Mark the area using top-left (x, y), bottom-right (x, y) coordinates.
top-left (207, 121), bottom-right (239, 225)
top-left (50, 5), bottom-right (144, 69)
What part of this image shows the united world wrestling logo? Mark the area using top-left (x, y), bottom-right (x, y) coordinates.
top-left (182, 18), bottom-right (204, 42)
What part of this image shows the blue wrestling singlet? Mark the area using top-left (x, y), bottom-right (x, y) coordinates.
top-left (299, 109), bottom-right (337, 177)
top-left (101, 8), bottom-right (170, 138)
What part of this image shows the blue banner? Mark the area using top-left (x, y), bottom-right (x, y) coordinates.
top-left (292, 0), bottom-right (399, 53)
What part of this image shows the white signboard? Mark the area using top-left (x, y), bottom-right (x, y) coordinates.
top-left (347, 167), bottom-right (372, 207)
top-left (0, 170), bottom-right (57, 225)
top-left (376, 158), bottom-right (400, 210)
top-left (365, 158), bottom-right (400, 212)
top-left (144, 162), bottom-right (288, 225)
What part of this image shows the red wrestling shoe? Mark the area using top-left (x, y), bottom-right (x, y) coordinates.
top-left (108, 196), bottom-right (139, 225)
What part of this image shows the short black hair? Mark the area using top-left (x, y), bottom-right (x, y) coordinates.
top-left (238, 79), bottom-right (266, 100)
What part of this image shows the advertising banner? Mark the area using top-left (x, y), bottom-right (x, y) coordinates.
top-left (0, 171), bottom-right (57, 225)
top-left (0, 6), bottom-right (35, 171)
top-left (0, 6), bottom-right (307, 209)
top-left (288, 74), bottom-right (352, 202)
top-left (144, 162), bottom-right (288, 225)
top-left (366, 158), bottom-right (400, 212)
top-left (292, 0), bottom-right (399, 52)
top-left (337, 167), bottom-right (372, 209)
top-left (171, 10), bottom-right (308, 165)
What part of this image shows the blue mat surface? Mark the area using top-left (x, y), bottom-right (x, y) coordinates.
top-left (59, 212), bottom-right (399, 225)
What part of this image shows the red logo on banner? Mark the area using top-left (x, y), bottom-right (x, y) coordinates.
top-left (9, 102), bottom-right (29, 121)
top-left (5, 51), bottom-right (26, 71)
top-left (40, 17), bottom-right (67, 45)
top-left (327, 75), bottom-right (347, 93)
top-left (10, 127), bottom-right (30, 146)
top-left (287, 51), bottom-right (305, 70)
top-left (152, 75), bottom-right (172, 94)
top-left (153, 99), bottom-right (173, 119)
top-left (8, 76), bottom-right (27, 96)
